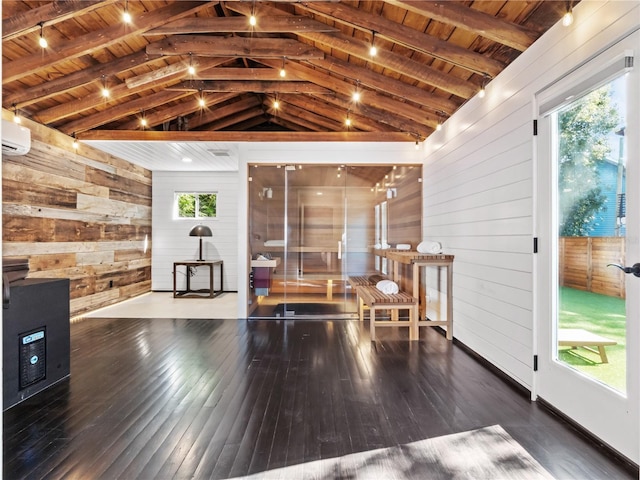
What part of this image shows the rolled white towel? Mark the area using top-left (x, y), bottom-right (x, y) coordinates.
top-left (396, 243), bottom-right (411, 250)
top-left (376, 280), bottom-right (399, 295)
top-left (417, 241), bottom-right (442, 254)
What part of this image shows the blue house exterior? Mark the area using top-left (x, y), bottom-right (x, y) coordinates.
top-left (585, 159), bottom-right (626, 237)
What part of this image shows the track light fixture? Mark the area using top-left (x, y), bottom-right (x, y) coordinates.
top-left (12, 104), bottom-right (21, 124)
top-left (187, 53), bottom-right (196, 75)
top-left (352, 81), bottom-right (361, 102)
top-left (123, 0), bottom-right (132, 24)
top-left (562, 8), bottom-right (573, 27)
top-left (100, 75), bottom-right (110, 98)
top-left (38, 22), bottom-right (48, 48)
top-left (369, 31), bottom-right (377, 56)
top-left (478, 74), bottom-right (489, 98)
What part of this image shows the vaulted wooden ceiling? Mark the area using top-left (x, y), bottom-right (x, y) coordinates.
top-left (2, 1), bottom-right (572, 143)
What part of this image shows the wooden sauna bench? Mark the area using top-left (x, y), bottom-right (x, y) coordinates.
top-left (385, 252), bottom-right (455, 340)
top-left (357, 285), bottom-right (418, 341)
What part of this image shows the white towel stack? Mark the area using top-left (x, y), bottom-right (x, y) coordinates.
top-left (376, 280), bottom-right (399, 295)
top-left (417, 241), bottom-right (442, 254)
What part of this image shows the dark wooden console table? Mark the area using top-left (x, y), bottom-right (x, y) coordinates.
top-left (173, 260), bottom-right (223, 298)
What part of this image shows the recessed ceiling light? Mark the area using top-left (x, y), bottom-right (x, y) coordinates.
top-left (182, 157), bottom-right (192, 163)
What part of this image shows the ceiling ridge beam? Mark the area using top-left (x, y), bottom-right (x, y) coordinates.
top-left (167, 80), bottom-right (332, 94)
top-left (2, 1), bottom-right (211, 85)
top-left (386, 0), bottom-right (539, 51)
top-left (296, 1), bottom-right (505, 77)
top-left (188, 96), bottom-right (262, 130)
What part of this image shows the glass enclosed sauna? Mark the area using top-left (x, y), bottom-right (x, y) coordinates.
top-left (248, 164), bottom-right (422, 319)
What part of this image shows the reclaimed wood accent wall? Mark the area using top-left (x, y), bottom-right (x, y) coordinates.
top-left (2, 111), bottom-right (152, 316)
top-left (559, 236), bottom-right (625, 298)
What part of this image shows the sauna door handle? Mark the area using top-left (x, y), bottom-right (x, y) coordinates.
top-left (607, 263), bottom-right (640, 277)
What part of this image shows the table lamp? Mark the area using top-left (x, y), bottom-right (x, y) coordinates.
top-left (189, 224), bottom-right (212, 261)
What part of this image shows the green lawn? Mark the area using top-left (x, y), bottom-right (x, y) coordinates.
top-left (558, 286), bottom-right (626, 392)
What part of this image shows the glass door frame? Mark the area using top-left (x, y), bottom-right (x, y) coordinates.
top-left (534, 32), bottom-right (639, 462)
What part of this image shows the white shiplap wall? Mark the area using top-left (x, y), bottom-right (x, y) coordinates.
top-left (152, 171), bottom-right (239, 292)
top-left (421, 0), bottom-right (639, 390)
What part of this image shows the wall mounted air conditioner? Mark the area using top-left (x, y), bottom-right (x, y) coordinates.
top-left (2, 119), bottom-right (31, 156)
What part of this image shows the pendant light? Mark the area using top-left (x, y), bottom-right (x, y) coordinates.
top-left (38, 22), bottom-right (48, 49)
top-left (369, 31), bottom-right (377, 57)
top-left (123, 0), bottom-right (132, 24)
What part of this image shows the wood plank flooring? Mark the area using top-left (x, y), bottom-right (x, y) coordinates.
top-left (3, 318), bottom-right (635, 479)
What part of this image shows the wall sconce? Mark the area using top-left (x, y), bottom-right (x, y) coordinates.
top-left (386, 188), bottom-right (397, 199)
top-left (262, 187), bottom-right (273, 199)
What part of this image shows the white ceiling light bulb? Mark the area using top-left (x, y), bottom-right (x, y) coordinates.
top-left (353, 90), bottom-right (361, 102)
top-left (38, 23), bottom-right (47, 48)
top-left (273, 100), bottom-right (280, 109)
top-left (123, 0), bottom-right (132, 23)
top-left (188, 64), bottom-right (196, 75)
top-left (562, 9), bottom-right (573, 27)
top-left (345, 117), bottom-right (352, 127)
top-left (140, 117), bottom-right (148, 127)
top-left (198, 97), bottom-right (206, 108)
top-left (249, 14), bottom-right (257, 26)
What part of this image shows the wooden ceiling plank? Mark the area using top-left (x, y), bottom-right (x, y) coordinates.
top-left (296, 1), bottom-right (505, 76)
top-left (307, 56), bottom-right (458, 115)
top-left (143, 16), bottom-right (339, 35)
top-left (146, 36), bottom-right (325, 60)
top-left (271, 116), bottom-right (315, 132)
top-left (2, 2), bottom-right (211, 85)
top-left (124, 58), bottom-right (228, 89)
top-left (77, 130), bottom-right (416, 142)
top-left (227, 115), bottom-right (271, 131)
top-left (224, 2), bottom-right (474, 98)
top-left (4, 51), bottom-right (161, 109)
top-left (269, 97), bottom-right (347, 131)
top-left (386, 0), bottom-right (539, 51)
top-left (167, 80), bottom-right (332, 94)
top-left (2, 0), bottom-right (118, 41)
top-left (59, 90), bottom-right (193, 135)
top-left (117, 92), bottom-right (238, 130)
top-left (257, 58), bottom-right (438, 130)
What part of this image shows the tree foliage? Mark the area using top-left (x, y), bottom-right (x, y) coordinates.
top-left (177, 193), bottom-right (216, 218)
top-left (558, 85), bottom-right (619, 236)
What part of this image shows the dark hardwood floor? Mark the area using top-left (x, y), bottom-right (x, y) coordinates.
top-left (3, 318), bottom-right (635, 479)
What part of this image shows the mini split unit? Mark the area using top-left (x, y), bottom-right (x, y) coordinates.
top-left (2, 119), bottom-right (31, 156)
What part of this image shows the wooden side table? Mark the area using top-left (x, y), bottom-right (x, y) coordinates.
top-left (173, 260), bottom-right (223, 298)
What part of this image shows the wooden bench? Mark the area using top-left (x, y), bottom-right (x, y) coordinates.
top-left (357, 285), bottom-right (418, 341)
top-left (558, 328), bottom-right (617, 363)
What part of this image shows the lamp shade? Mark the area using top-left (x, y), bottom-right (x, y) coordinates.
top-left (189, 225), bottom-right (212, 237)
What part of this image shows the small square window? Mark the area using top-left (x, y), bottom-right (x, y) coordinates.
top-left (175, 192), bottom-right (217, 219)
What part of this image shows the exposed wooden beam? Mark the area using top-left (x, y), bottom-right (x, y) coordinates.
top-left (386, 0), bottom-right (539, 52)
top-left (4, 51), bottom-right (161, 109)
top-left (117, 92), bottom-right (238, 130)
top-left (188, 96), bottom-right (262, 130)
top-left (146, 36), bottom-right (325, 60)
top-left (77, 130), bottom-right (416, 142)
top-left (308, 92), bottom-right (432, 138)
top-left (225, 2), bottom-right (475, 98)
top-left (2, 0), bottom-right (117, 41)
top-left (124, 58), bottom-right (228, 89)
top-left (270, 116), bottom-right (315, 132)
top-left (167, 80), bottom-right (332, 94)
top-left (194, 68), bottom-right (302, 81)
top-left (307, 56), bottom-right (459, 115)
top-left (297, 1), bottom-right (505, 76)
top-left (3, 2), bottom-right (211, 84)
top-left (143, 15), bottom-right (339, 35)
top-left (59, 91), bottom-right (193, 135)
top-left (265, 97), bottom-right (347, 132)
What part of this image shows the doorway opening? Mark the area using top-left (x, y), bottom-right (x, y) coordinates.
top-left (247, 164), bottom-right (422, 318)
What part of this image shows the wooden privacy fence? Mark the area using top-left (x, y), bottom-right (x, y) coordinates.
top-left (559, 237), bottom-right (625, 298)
